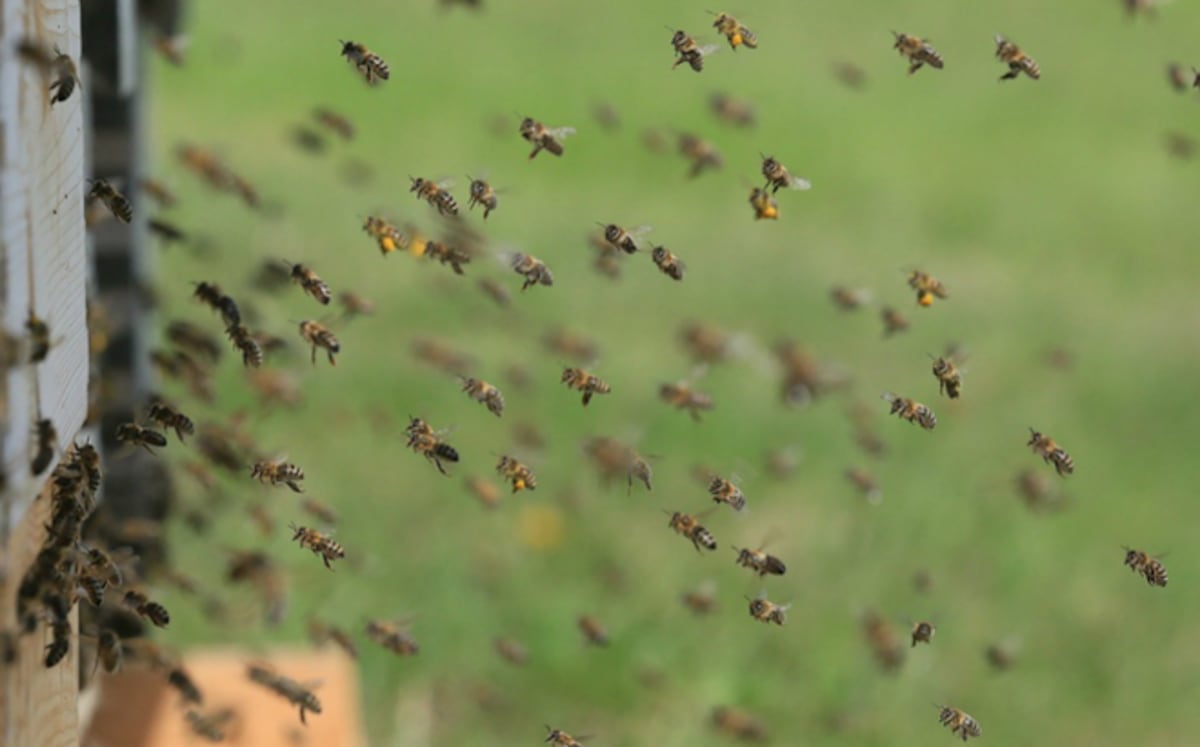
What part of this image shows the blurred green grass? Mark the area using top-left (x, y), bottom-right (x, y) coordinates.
top-left (142, 0), bottom-right (1200, 745)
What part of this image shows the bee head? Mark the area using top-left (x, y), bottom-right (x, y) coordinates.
top-left (339, 40), bottom-right (356, 55)
top-left (409, 176), bottom-right (423, 192)
top-left (671, 30), bottom-right (687, 46)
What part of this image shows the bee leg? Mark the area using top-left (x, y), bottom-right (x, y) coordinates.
top-left (327, 350), bottom-right (337, 366)
top-left (322, 555), bottom-right (332, 570)
top-left (310, 346), bottom-right (317, 366)
top-left (908, 61), bottom-right (923, 75)
top-left (139, 443), bottom-right (157, 456)
top-left (582, 391), bottom-right (593, 406)
top-left (287, 481), bottom-right (303, 494)
top-left (689, 408), bottom-right (701, 423)
top-left (433, 457), bottom-right (447, 476)
top-left (299, 706), bottom-right (307, 725)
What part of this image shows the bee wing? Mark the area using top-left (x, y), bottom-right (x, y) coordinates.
top-left (787, 175), bottom-right (813, 190)
top-left (684, 363), bottom-right (710, 384)
top-left (548, 126), bottom-right (577, 140)
top-left (700, 44), bottom-right (722, 56)
top-left (630, 225), bottom-right (654, 238)
top-left (435, 177), bottom-right (455, 189)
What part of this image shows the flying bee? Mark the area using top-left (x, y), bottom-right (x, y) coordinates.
top-left (45, 619), bottom-right (71, 667)
top-left (561, 367), bottom-right (611, 406)
top-left (251, 458), bottom-right (305, 492)
top-left (1166, 63), bottom-right (1192, 91)
top-left (185, 708), bottom-right (237, 742)
top-left (308, 618), bottom-right (358, 659)
top-left (465, 475), bottom-right (501, 508)
top-left (746, 592), bottom-right (788, 625)
top-left (225, 323), bottom-right (264, 368)
top-left (298, 320), bottom-right (340, 366)
top-left (711, 12), bottom-right (758, 50)
top-left (1026, 428), bottom-right (1074, 476)
top-left (405, 416), bottom-right (460, 475)
top-left (409, 176), bottom-right (459, 216)
top-left (493, 637), bottom-right (528, 666)
top-left (467, 176), bottom-right (499, 219)
top-left (313, 107), bottom-right (355, 139)
top-left (711, 706), bottom-right (768, 742)
top-left (892, 32), bottom-right (944, 75)
top-left (424, 240), bottom-right (472, 275)
top-left (677, 132), bottom-right (723, 178)
top-left (545, 726), bottom-right (589, 747)
top-left (31, 417), bottom-right (57, 475)
top-left (49, 48), bottom-right (79, 105)
top-left (929, 353), bottom-right (963, 399)
top-left (681, 580), bottom-right (718, 614)
top-left (115, 422), bottom-right (168, 454)
top-left (862, 610), bottom-right (904, 672)
top-left (496, 455), bottom-right (537, 492)
top-left (460, 376), bottom-right (504, 416)
top-left (830, 286), bottom-right (871, 311)
top-left (338, 291), bottom-right (376, 319)
top-left (93, 628), bottom-right (123, 675)
top-left (478, 278), bottom-right (512, 307)
top-left (845, 467), bottom-right (883, 504)
top-left (544, 328), bottom-right (600, 363)
top-left (147, 401), bottom-right (194, 441)
top-left (285, 261), bottom-right (332, 305)
top-left (749, 187), bottom-right (779, 220)
top-left (906, 270), bottom-right (948, 306)
top-left (576, 615), bottom-right (609, 646)
top-left (670, 29), bottom-right (720, 72)
top-left (298, 497), bottom-right (338, 525)
top-left (708, 475), bottom-right (747, 512)
top-left (339, 39), bottom-right (389, 84)
top-left (167, 667), bottom-right (204, 705)
top-left (882, 393), bottom-right (937, 430)
top-left (504, 251), bottom-right (554, 291)
top-left (709, 92), bottom-right (756, 126)
top-left (88, 179), bottom-right (133, 223)
top-left (80, 544), bottom-right (126, 586)
top-left (985, 640), bottom-right (1019, 671)
top-left (881, 306), bottom-right (910, 337)
top-left (1166, 131), bottom-right (1196, 160)
top-left (666, 509), bottom-right (718, 552)
top-left (832, 60), bottom-right (868, 89)
top-left (412, 337), bottom-right (474, 374)
top-left (935, 705), bottom-right (982, 742)
top-left (1123, 547), bottom-right (1168, 587)
top-left (519, 116), bottom-right (576, 159)
top-left (25, 310), bottom-right (54, 363)
top-left (247, 664), bottom-right (323, 724)
top-left (601, 223), bottom-right (652, 254)
top-left (658, 367), bottom-right (714, 421)
top-left (760, 154), bottom-right (812, 193)
top-left (911, 620), bottom-right (936, 646)
top-left (734, 542), bottom-right (787, 577)
top-left (289, 523), bottom-right (345, 569)
top-left (649, 246), bottom-right (686, 281)
top-left (365, 619), bottom-right (419, 656)
top-left (362, 216), bottom-right (408, 256)
top-left (994, 35), bottom-right (1040, 80)
top-left (123, 589), bottom-right (171, 627)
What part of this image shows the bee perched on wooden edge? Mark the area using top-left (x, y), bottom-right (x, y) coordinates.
top-left (892, 32), bottom-right (944, 75)
top-left (994, 35), bottom-right (1040, 81)
top-left (339, 39), bottom-right (389, 84)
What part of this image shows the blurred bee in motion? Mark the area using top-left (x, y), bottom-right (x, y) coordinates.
top-left (1165, 62), bottom-right (1194, 91)
top-left (882, 393), bottom-right (937, 430)
top-left (31, 417), bottom-right (57, 475)
top-left (247, 664), bottom-right (322, 723)
top-left (289, 522), bottom-right (344, 569)
top-left (465, 475), bottom-right (501, 508)
top-left (147, 218), bottom-right (188, 247)
top-left (366, 618), bottom-right (419, 656)
top-left (363, 216), bottom-right (407, 256)
top-left (338, 291), bottom-right (376, 319)
top-left (251, 458), bottom-right (305, 492)
top-left (1014, 469), bottom-right (1068, 512)
top-left (405, 416), bottom-right (460, 475)
top-left (670, 29), bottom-right (720, 72)
top-left (49, 47), bottom-right (79, 104)
top-left (649, 245), bottom-right (686, 281)
top-left (642, 127), bottom-right (669, 153)
top-left (677, 132), bottom-right (724, 178)
top-left (478, 278), bottom-right (512, 307)
top-left (545, 725), bottom-right (589, 747)
top-left (760, 154), bottom-right (812, 193)
top-left (709, 92), bottom-right (756, 126)
top-left (711, 706), bottom-right (768, 742)
top-left (911, 620), bottom-right (936, 647)
top-left (929, 352), bottom-right (964, 399)
top-left (679, 321), bottom-right (738, 364)
top-left (1124, 0), bottom-right (1164, 17)
top-left (832, 60), bottom-right (868, 89)
top-left (659, 367), bottom-right (714, 421)
top-left (681, 580), bottom-right (718, 614)
top-left (906, 269), bottom-right (948, 306)
top-left (709, 474), bottom-right (746, 512)
top-left (412, 337), bottom-right (474, 375)
top-left (830, 286), bottom-right (871, 311)
top-left (776, 340), bottom-right (845, 406)
top-left (892, 32), bottom-right (944, 75)
top-left (285, 261), bottom-right (332, 305)
top-left (592, 101), bottom-right (621, 130)
top-left (749, 186), bottom-right (779, 220)
top-left (913, 569), bottom-right (934, 594)
top-left (496, 455), bottom-right (537, 492)
top-left (152, 34), bottom-right (188, 66)
top-left (27, 309), bottom-right (54, 363)
top-left (845, 467), bottom-right (883, 504)
top-left (192, 281), bottom-right (241, 326)
top-left (185, 708), bottom-right (238, 742)
top-left (460, 376), bottom-right (504, 417)
top-left (667, 509), bottom-right (718, 552)
top-left (576, 615), bottom-right (609, 646)
top-left (862, 609), bottom-right (904, 672)
top-left (711, 12), bottom-right (757, 50)
top-left (519, 116), bottom-right (576, 159)
top-left (935, 705), bottom-right (982, 742)
top-left (1165, 131), bottom-right (1195, 160)
top-left (313, 107), bottom-right (355, 139)
top-left (1123, 546), bottom-right (1168, 587)
top-left (747, 592), bottom-right (788, 625)
top-left (467, 176), bottom-right (499, 219)
top-left (1026, 428), bottom-right (1074, 476)
top-left (984, 640), bottom-right (1020, 671)
top-left (124, 589), bottom-right (171, 628)
top-left (881, 306), bottom-right (910, 337)
top-left (561, 367), bottom-right (611, 406)
top-left (994, 35), bottom-right (1040, 80)
top-left (764, 446), bottom-right (800, 479)
top-left (167, 667), bottom-right (204, 705)
top-left (138, 178), bottom-right (177, 208)
top-left (308, 617), bottom-right (358, 659)
top-left (88, 179), bottom-right (133, 223)
top-left (291, 126), bottom-right (327, 154)
top-left (544, 328), bottom-right (600, 363)
top-left (298, 320), bottom-right (340, 366)
top-left (115, 422), bottom-right (168, 455)
top-left (147, 401), bottom-right (194, 441)
top-left (424, 240), bottom-right (472, 275)
top-left (734, 542), bottom-right (786, 577)
top-left (493, 636), bottom-right (528, 666)
top-left (504, 251), bottom-right (554, 291)
top-left (410, 177), bottom-right (459, 216)
top-left (339, 39), bottom-right (389, 84)
top-left (226, 323), bottom-right (264, 368)
top-left (601, 223), bottom-right (652, 254)
top-left (91, 629), bottom-right (124, 675)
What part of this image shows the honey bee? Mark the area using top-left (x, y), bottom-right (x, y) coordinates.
top-left (862, 609), bottom-right (904, 672)
top-left (670, 29), bottom-right (720, 72)
top-left (88, 179), bottom-right (133, 223)
top-left (734, 542), bottom-right (786, 577)
top-left (467, 177), bottom-right (499, 219)
top-left (80, 544), bottom-right (126, 586)
top-left (478, 277), bottom-right (512, 307)
top-left (708, 93), bottom-right (755, 128)
top-left (935, 705), bottom-right (982, 741)
top-left (881, 307), bottom-right (910, 337)
top-left (832, 60), bottom-right (868, 89)
top-left (545, 726), bottom-right (589, 747)
top-left (248, 664), bottom-right (322, 723)
top-left (677, 133), bottom-right (723, 178)
top-left (412, 337), bottom-right (474, 374)
top-left (365, 618), bottom-right (420, 656)
top-left (147, 401), bottom-right (194, 441)
top-left (681, 580), bottom-right (718, 614)
top-left (519, 116), bottom-right (576, 159)
top-left (192, 281), bottom-right (241, 326)
top-left (906, 270), bottom-right (948, 306)
top-left (601, 223), bottom-right (652, 254)
top-left (1123, 546), bottom-right (1168, 587)
top-left (658, 368), bottom-right (714, 421)
top-left (749, 187), bottom-right (779, 220)
top-left (405, 416), bottom-right (460, 475)
top-left (592, 101), bottom-right (621, 130)
top-left (339, 40), bottom-right (389, 84)
top-left (544, 328), bottom-right (600, 363)
top-left (1026, 428), bottom-right (1074, 476)
top-left (1166, 131), bottom-right (1196, 160)
top-left (115, 422), bottom-right (168, 454)
top-left (362, 216), bottom-right (408, 256)
top-left (1015, 469), bottom-right (1068, 512)
top-left (649, 246), bottom-right (686, 281)
top-left (1166, 63), bottom-right (1192, 91)
top-left (124, 589), bottom-right (171, 627)
top-left (31, 417), bottom-right (57, 475)
top-left (910, 620), bottom-right (936, 647)
top-left (708, 475), bottom-right (746, 512)
top-left (667, 509), bottom-right (718, 552)
top-left (929, 353), bottom-right (963, 399)
top-left (337, 291), bottom-right (376, 319)
top-left (185, 708), bottom-right (237, 742)
top-left (561, 367), bottom-right (611, 406)
top-left (892, 32), bottom-right (945, 75)
top-left (830, 286), bottom-right (871, 311)
top-left (464, 475), bottom-right (501, 508)
top-left (424, 240), bottom-right (472, 275)
top-left (289, 522), bottom-right (345, 569)
top-left (44, 619), bottom-right (71, 667)
top-left (994, 35), bottom-right (1040, 80)
top-left (307, 617), bottom-right (358, 659)
top-left (882, 393), bottom-right (937, 430)
top-left (711, 12), bottom-right (758, 50)
top-left (139, 178), bottom-right (177, 208)
top-left (167, 667), bottom-right (204, 705)
top-left (152, 34), bottom-right (188, 66)
top-left (760, 154), bottom-right (812, 193)
top-left (251, 458), bottom-right (305, 493)
top-left (493, 637), bottom-right (528, 666)
top-left (48, 48), bottom-right (79, 105)
top-left (410, 177), bottom-right (459, 216)
top-left (496, 455), bottom-right (537, 492)
top-left (297, 320), bottom-right (340, 366)
top-left (284, 261), bottom-right (332, 305)
top-left (576, 615), bottom-right (609, 646)
top-left (746, 592), bottom-right (788, 625)
top-left (845, 467), bottom-right (883, 504)
top-left (225, 323), bottom-right (264, 368)
top-left (313, 107), bottom-right (355, 139)
top-left (711, 706), bottom-right (768, 741)
top-left (94, 629), bottom-right (123, 675)
top-left (458, 376), bottom-right (504, 417)
top-left (984, 640), bottom-right (1019, 671)
top-left (504, 251), bottom-right (554, 291)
